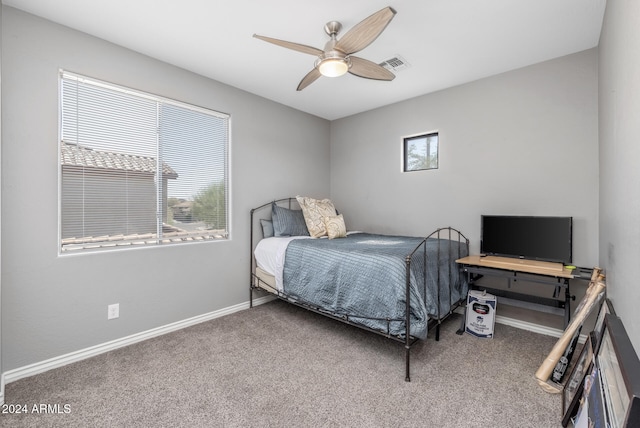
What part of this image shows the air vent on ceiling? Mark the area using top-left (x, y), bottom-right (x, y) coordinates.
top-left (379, 55), bottom-right (410, 72)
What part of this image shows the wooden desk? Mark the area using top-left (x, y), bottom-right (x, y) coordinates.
top-left (456, 256), bottom-right (593, 328)
top-left (457, 255), bottom-right (576, 278)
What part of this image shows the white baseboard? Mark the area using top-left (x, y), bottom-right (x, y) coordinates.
top-left (4, 295), bottom-right (275, 385)
top-left (0, 372), bottom-right (4, 406)
top-left (495, 314), bottom-right (564, 338)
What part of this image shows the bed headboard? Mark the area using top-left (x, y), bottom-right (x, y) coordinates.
top-left (249, 197), bottom-right (301, 276)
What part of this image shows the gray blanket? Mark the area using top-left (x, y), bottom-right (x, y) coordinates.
top-left (282, 233), bottom-right (468, 339)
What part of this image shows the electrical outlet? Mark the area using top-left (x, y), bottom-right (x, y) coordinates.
top-left (107, 303), bottom-right (119, 320)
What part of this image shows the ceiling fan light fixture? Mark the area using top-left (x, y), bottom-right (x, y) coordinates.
top-left (254, 7), bottom-right (397, 90)
top-left (316, 56), bottom-right (351, 77)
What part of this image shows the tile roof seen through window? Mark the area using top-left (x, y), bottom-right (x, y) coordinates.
top-left (61, 142), bottom-right (178, 178)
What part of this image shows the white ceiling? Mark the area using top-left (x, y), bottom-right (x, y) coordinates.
top-left (4, 0), bottom-right (606, 120)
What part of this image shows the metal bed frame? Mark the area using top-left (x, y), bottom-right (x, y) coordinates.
top-left (249, 198), bottom-right (469, 381)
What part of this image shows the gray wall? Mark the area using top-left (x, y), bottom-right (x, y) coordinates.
top-left (598, 1), bottom-right (640, 353)
top-left (330, 49), bottom-right (599, 268)
top-left (1, 7), bottom-right (330, 371)
top-left (0, 1), bottom-right (4, 406)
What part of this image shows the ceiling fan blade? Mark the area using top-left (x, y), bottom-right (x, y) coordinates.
top-left (297, 68), bottom-right (322, 91)
top-left (348, 56), bottom-right (395, 81)
top-left (253, 34), bottom-right (324, 56)
top-left (335, 7), bottom-right (397, 55)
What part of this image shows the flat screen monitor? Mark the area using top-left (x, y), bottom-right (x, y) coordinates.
top-left (481, 215), bottom-right (573, 264)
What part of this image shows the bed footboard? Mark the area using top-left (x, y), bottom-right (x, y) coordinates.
top-left (403, 227), bottom-right (469, 380)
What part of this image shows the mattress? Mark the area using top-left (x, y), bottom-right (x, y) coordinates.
top-left (254, 266), bottom-right (277, 294)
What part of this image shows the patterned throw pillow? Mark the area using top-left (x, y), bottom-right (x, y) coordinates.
top-left (296, 196), bottom-right (337, 238)
top-left (323, 214), bottom-right (347, 239)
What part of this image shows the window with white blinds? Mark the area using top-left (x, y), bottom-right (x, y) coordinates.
top-left (59, 71), bottom-right (230, 253)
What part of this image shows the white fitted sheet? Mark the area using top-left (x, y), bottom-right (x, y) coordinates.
top-left (254, 236), bottom-right (310, 292)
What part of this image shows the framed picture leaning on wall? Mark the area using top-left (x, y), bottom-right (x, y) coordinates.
top-left (592, 298), bottom-right (616, 353)
top-left (595, 315), bottom-right (640, 428)
top-left (562, 332), bottom-right (596, 426)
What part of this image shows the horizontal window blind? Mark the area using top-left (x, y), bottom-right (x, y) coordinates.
top-left (59, 71), bottom-right (229, 253)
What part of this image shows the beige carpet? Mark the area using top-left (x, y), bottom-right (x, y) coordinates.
top-left (1, 299), bottom-right (562, 427)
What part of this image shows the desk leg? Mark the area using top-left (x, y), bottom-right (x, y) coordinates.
top-left (456, 305), bottom-right (466, 335)
top-left (564, 279), bottom-right (571, 328)
top-left (456, 268), bottom-right (470, 335)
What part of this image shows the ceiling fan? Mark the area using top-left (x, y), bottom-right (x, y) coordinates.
top-left (253, 6), bottom-right (397, 91)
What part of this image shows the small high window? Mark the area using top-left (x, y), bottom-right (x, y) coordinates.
top-left (403, 132), bottom-right (438, 172)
